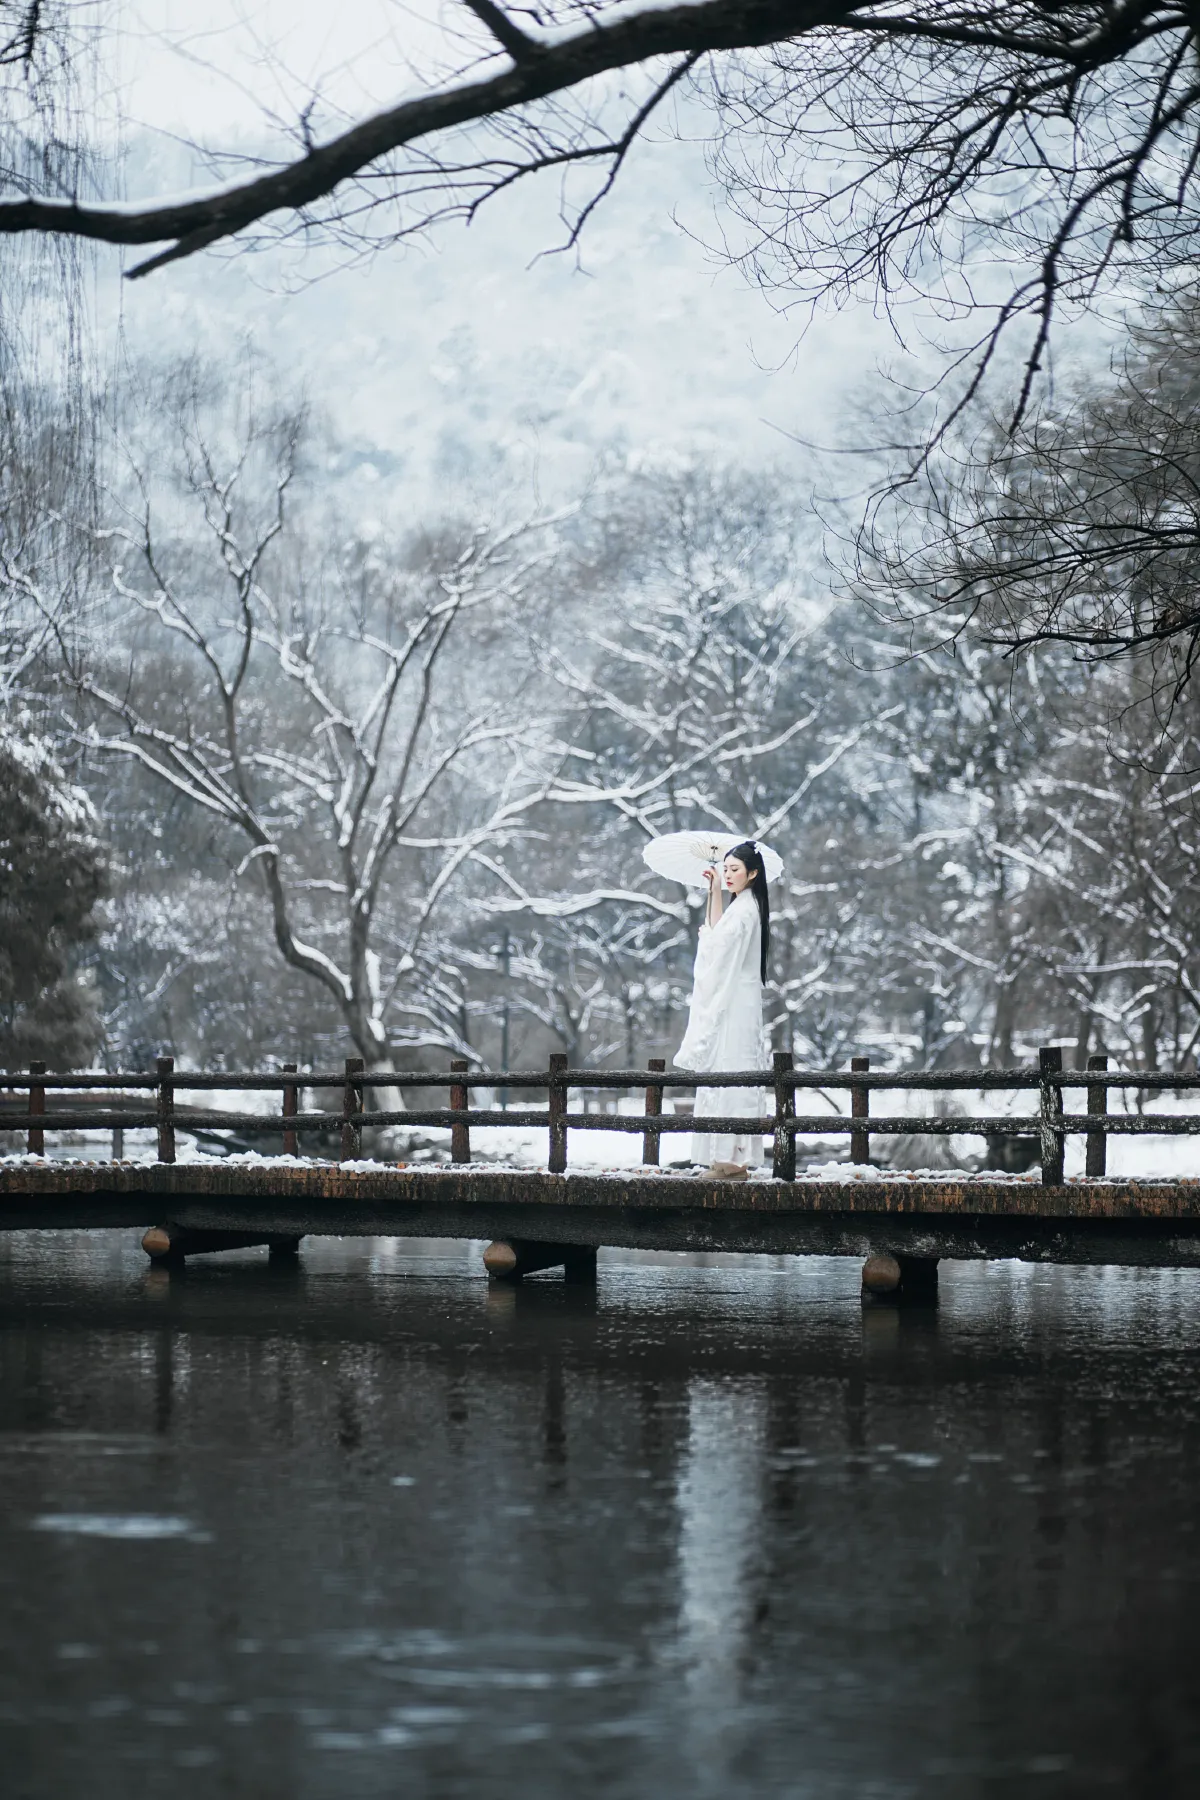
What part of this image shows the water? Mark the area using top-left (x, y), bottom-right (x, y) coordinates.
top-left (2, 1233), bottom-right (1200, 1797)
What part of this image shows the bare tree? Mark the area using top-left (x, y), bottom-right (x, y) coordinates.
top-left (862, 287), bottom-right (1200, 700)
top-left (0, 366), bottom-right (101, 710)
top-left (74, 369), bottom-right (558, 1070)
top-left (1008, 677), bottom-right (1200, 1072)
top-left (2, 5), bottom-right (1200, 423)
top-left (463, 466), bottom-right (897, 1064)
top-left (0, 1), bottom-right (110, 374)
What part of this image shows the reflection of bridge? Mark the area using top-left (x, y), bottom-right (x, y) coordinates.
top-left (4, 1052), bottom-right (1200, 1292)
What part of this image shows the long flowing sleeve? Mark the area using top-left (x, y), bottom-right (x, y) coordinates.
top-left (673, 896), bottom-right (759, 1071)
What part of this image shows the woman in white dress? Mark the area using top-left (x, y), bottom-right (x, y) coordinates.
top-left (673, 840), bottom-right (770, 1175)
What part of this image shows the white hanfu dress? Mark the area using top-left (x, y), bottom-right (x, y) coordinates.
top-left (673, 889), bottom-right (766, 1167)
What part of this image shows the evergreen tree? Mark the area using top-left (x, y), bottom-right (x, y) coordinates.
top-left (0, 722), bottom-right (105, 1068)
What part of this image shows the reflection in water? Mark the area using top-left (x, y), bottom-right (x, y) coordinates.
top-left (3, 1238), bottom-right (1200, 1797)
top-left (675, 1379), bottom-right (765, 1741)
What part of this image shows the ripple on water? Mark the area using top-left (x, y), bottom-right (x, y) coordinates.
top-left (29, 1514), bottom-right (210, 1541)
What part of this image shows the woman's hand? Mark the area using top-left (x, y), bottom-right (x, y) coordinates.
top-left (701, 864), bottom-right (722, 927)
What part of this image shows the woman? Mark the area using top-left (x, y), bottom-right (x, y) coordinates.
top-left (673, 840), bottom-right (770, 1175)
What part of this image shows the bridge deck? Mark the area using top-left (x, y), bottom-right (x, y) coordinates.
top-left (5, 1160), bottom-right (1200, 1267)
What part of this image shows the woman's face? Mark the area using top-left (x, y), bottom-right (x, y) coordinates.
top-left (724, 854), bottom-right (753, 894)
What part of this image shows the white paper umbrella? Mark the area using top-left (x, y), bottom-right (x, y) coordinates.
top-left (642, 830), bottom-right (784, 890)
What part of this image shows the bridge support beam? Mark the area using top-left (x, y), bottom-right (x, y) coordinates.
top-left (141, 1225), bottom-right (303, 1266)
top-left (482, 1239), bottom-right (598, 1283)
top-left (861, 1253), bottom-right (938, 1302)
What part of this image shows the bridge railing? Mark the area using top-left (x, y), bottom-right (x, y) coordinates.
top-left (4, 1046), bottom-right (1200, 1184)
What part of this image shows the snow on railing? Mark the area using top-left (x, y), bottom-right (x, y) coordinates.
top-left (4, 1047), bottom-right (1200, 1184)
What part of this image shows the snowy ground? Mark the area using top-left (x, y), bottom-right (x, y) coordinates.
top-left (6, 1085), bottom-right (1200, 1180)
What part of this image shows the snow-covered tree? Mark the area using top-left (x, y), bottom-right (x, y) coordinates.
top-left (76, 362), bottom-right (560, 1071)
top-left (461, 466), bottom-right (895, 1065)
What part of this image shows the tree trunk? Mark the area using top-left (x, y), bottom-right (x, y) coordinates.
top-left (1074, 1006), bottom-right (1092, 1071)
top-left (991, 981), bottom-right (1015, 1068)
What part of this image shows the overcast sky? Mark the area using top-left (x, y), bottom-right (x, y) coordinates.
top-left (86, 3), bottom-right (1114, 518)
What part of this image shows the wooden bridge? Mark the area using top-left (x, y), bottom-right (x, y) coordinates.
top-left (4, 1050), bottom-right (1200, 1296)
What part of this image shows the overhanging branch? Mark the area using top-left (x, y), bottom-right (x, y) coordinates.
top-left (0, 0), bottom-right (1157, 276)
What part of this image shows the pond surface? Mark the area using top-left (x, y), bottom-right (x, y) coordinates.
top-left (2, 1233), bottom-right (1199, 1798)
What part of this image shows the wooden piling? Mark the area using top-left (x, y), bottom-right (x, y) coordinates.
top-left (142, 1224), bottom-right (303, 1264)
top-left (482, 1238), bottom-right (596, 1281)
top-left (1039, 1046), bottom-right (1065, 1185)
top-left (1086, 1052), bottom-right (1108, 1178)
top-left (141, 1225), bottom-right (176, 1260)
top-left (156, 1056), bottom-right (175, 1165)
top-left (850, 1056), bottom-right (870, 1165)
top-left (773, 1050), bottom-right (796, 1181)
top-left (282, 1062), bottom-right (299, 1158)
top-left (450, 1059), bottom-right (470, 1164)
top-left (862, 1253), bottom-right (901, 1293)
top-left (548, 1053), bottom-right (568, 1174)
top-left (642, 1059), bottom-right (665, 1166)
top-left (341, 1056), bottom-right (365, 1161)
top-left (27, 1061), bottom-right (45, 1156)
top-left (862, 1253), bottom-right (939, 1301)
top-left (563, 1245), bottom-right (599, 1283)
top-left (897, 1255), bottom-right (939, 1296)
top-left (483, 1239), bottom-right (519, 1276)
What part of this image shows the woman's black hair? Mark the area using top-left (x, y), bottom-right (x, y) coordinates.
top-left (727, 840), bottom-right (770, 984)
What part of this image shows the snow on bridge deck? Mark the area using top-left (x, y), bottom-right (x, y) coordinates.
top-left (5, 1157), bottom-right (1200, 1267)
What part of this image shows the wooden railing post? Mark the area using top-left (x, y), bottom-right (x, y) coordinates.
top-left (28, 1060), bottom-right (46, 1156)
top-left (341, 1056), bottom-right (365, 1161)
top-left (1039, 1046), bottom-right (1064, 1186)
top-left (850, 1055), bottom-right (870, 1165)
top-left (643, 1058), bottom-right (665, 1166)
top-left (156, 1055), bottom-right (175, 1165)
top-left (450, 1059), bottom-right (470, 1164)
top-left (773, 1050), bottom-right (796, 1181)
top-left (548, 1052), bottom-right (568, 1174)
top-left (1086, 1052), bottom-right (1108, 1178)
top-left (282, 1062), bottom-right (298, 1158)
